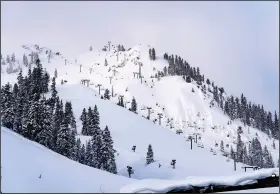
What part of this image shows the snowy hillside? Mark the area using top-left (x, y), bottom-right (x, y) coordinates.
top-left (1, 43), bottom-right (278, 162)
top-left (1, 43), bottom-right (279, 192)
top-left (1, 127), bottom-right (134, 193)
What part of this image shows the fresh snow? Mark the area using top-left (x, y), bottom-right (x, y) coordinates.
top-left (119, 168), bottom-right (279, 193)
top-left (1, 127), bottom-right (136, 193)
top-left (1, 43), bottom-right (279, 192)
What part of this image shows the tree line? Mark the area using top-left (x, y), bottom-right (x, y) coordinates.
top-left (159, 52), bottom-right (278, 140)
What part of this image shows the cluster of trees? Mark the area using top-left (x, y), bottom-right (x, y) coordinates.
top-left (229, 127), bottom-right (276, 168)
top-left (1, 59), bottom-right (117, 175)
top-left (1, 59), bottom-right (76, 159)
top-left (117, 44), bottom-right (126, 52)
top-left (162, 53), bottom-right (279, 139)
top-left (149, 48), bottom-right (156, 61)
top-left (79, 105), bottom-right (117, 173)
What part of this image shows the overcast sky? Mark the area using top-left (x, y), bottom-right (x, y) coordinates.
top-left (1, 1), bottom-right (279, 112)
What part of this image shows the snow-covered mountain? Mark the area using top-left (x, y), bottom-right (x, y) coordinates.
top-left (1, 43), bottom-right (279, 192)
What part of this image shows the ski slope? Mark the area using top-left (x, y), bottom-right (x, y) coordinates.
top-left (1, 43), bottom-right (278, 163)
top-left (1, 43), bottom-right (279, 192)
top-left (1, 127), bottom-right (135, 193)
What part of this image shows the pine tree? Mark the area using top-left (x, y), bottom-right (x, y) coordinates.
top-left (36, 97), bottom-right (53, 149)
top-left (220, 140), bottom-right (224, 152)
top-left (74, 138), bottom-right (82, 162)
top-left (54, 69), bottom-right (58, 78)
top-left (146, 144), bottom-right (154, 165)
top-left (64, 101), bottom-right (76, 132)
top-left (81, 108), bottom-right (88, 135)
top-left (57, 117), bottom-right (71, 158)
top-left (42, 70), bottom-right (50, 93)
top-left (104, 89), bottom-right (110, 100)
top-left (149, 49), bottom-right (152, 60)
top-left (1, 83), bottom-right (15, 130)
top-left (102, 126), bottom-right (117, 174)
top-left (242, 145), bottom-right (249, 165)
top-left (236, 132), bottom-right (244, 162)
top-left (263, 145), bottom-right (274, 168)
top-left (104, 59), bottom-right (108, 66)
top-left (84, 140), bottom-right (93, 166)
top-left (130, 97), bottom-right (137, 113)
top-left (80, 144), bottom-right (86, 164)
top-left (152, 48), bottom-right (156, 60)
top-left (92, 131), bottom-right (104, 169)
top-left (52, 98), bottom-right (63, 151)
top-left (92, 105), bottom-right (101, 138)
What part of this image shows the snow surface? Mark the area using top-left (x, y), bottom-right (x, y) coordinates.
top-left (1, 43), bottom-right (279, 192)
top-left (120, 168), bottom-right (279, 193)
top-left (1, 127), bottom-right (136, 193)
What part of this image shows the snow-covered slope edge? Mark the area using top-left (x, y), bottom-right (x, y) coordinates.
top-left (1, 127), bottom-right (135, 193)
top-left (120, 168), bottom-right (279, 193)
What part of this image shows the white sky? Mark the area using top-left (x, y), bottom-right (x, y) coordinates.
top-left (1, 1), bottom-right (279, 112)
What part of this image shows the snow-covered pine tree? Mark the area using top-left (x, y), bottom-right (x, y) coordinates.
top-left (242, 145), bottom-right (249, 165)
top-left (64, 101), bottom-right (76, 133)
top-left (80, 144), bottom-right (86, 165)
top-left (81, 108), bottom-right (88, 135)
top-left (74, 138), bottom-right (82, 162)
top-left (13, 85), bottom-right (25, 134)
top-left (220, 140), bottom-right (224, 153)
top-left (49, 77), bottom-right (58, 110)
top-left (101, 126), bottom-right (117, 174)
top-left (104, 59), bottom-right (108, 66)
top-left (146, 144), bottom-right (154, 165)
top-left (42, 70), bottom-right (50, 93)
top-left (21, 94), bottom-right (42, 140)
top-left (92, 105), bottom-right (101, 138)
top-left (54, 69), bottom-right (58, 78)
top-left (35, 97), bottom-right (53, 149)
top-left (92, 131), bottom-right (104, 169)
top-left (11, 53), bottom-right (15, 63)
top-left (87, 106), bottom-right (94, 136)
top-left (85, 140), bottom-right (93, 166)
top-left (263, 145), bottom-right (274, 168)
top-left (104, 89), bottom-right (110, 100)
top-left (130, 97), bottom-right (137, 113)
top-left (236, 132), bottom-right (244, 163)
top-left (251, 138), bottom-right (264, 167)
top-left (57, 117), bottom-right (71, 158)
top-left (152, 48), bottom-right (156, 60)
top-left (51, 98), bottom-right (63, 151)
top-left (1, 83), bottom-right (15, 130)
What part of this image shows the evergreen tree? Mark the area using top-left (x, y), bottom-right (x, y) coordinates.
top-left (85, 140), bottom-right (93, 166)
top-left (91, 105), bottom-right (101, 138)
top-left (64, 101), bottom-right (76, 132)
top-left (11, 53), bottom-right (16, 62)
top-left (130, 97), bottom-right (137, 113)
top-left (36, 97), bottom-right (53, 149)
top-left (149, 49), bottom-right (152, 60)
top-left (80, 144), bottom-right (86, 164)
top-left (92, 130), bottom-right (104, 169)
top-left (263, 145), bottom-right (274, 168)
top-left (104, 59), bottom-right (108, 66)
top-left (146, 144), bottom-right (154, 165)
top-left (54, 69), bottom-right (58, 78)
top-left (104, 89), bottom-right (110, 100)
top-left (57, 117), bottom-right (71, 158)
top-left (1, 83), bottom-right (15, 130)
top-left (74, 138), bottom-right (82, 162)
top-left (220, 140), bottom-right (224, 152)
top-left (81, 108), bottom-right (88, 135)
top-left (151, 48), bottom-right (156, 60)
top-left (101, 126), bottom-right (117, 174)
top-left (236, 132), bottom-right (244, 162)
top-left (242, 145), bottom-right (249, 165)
